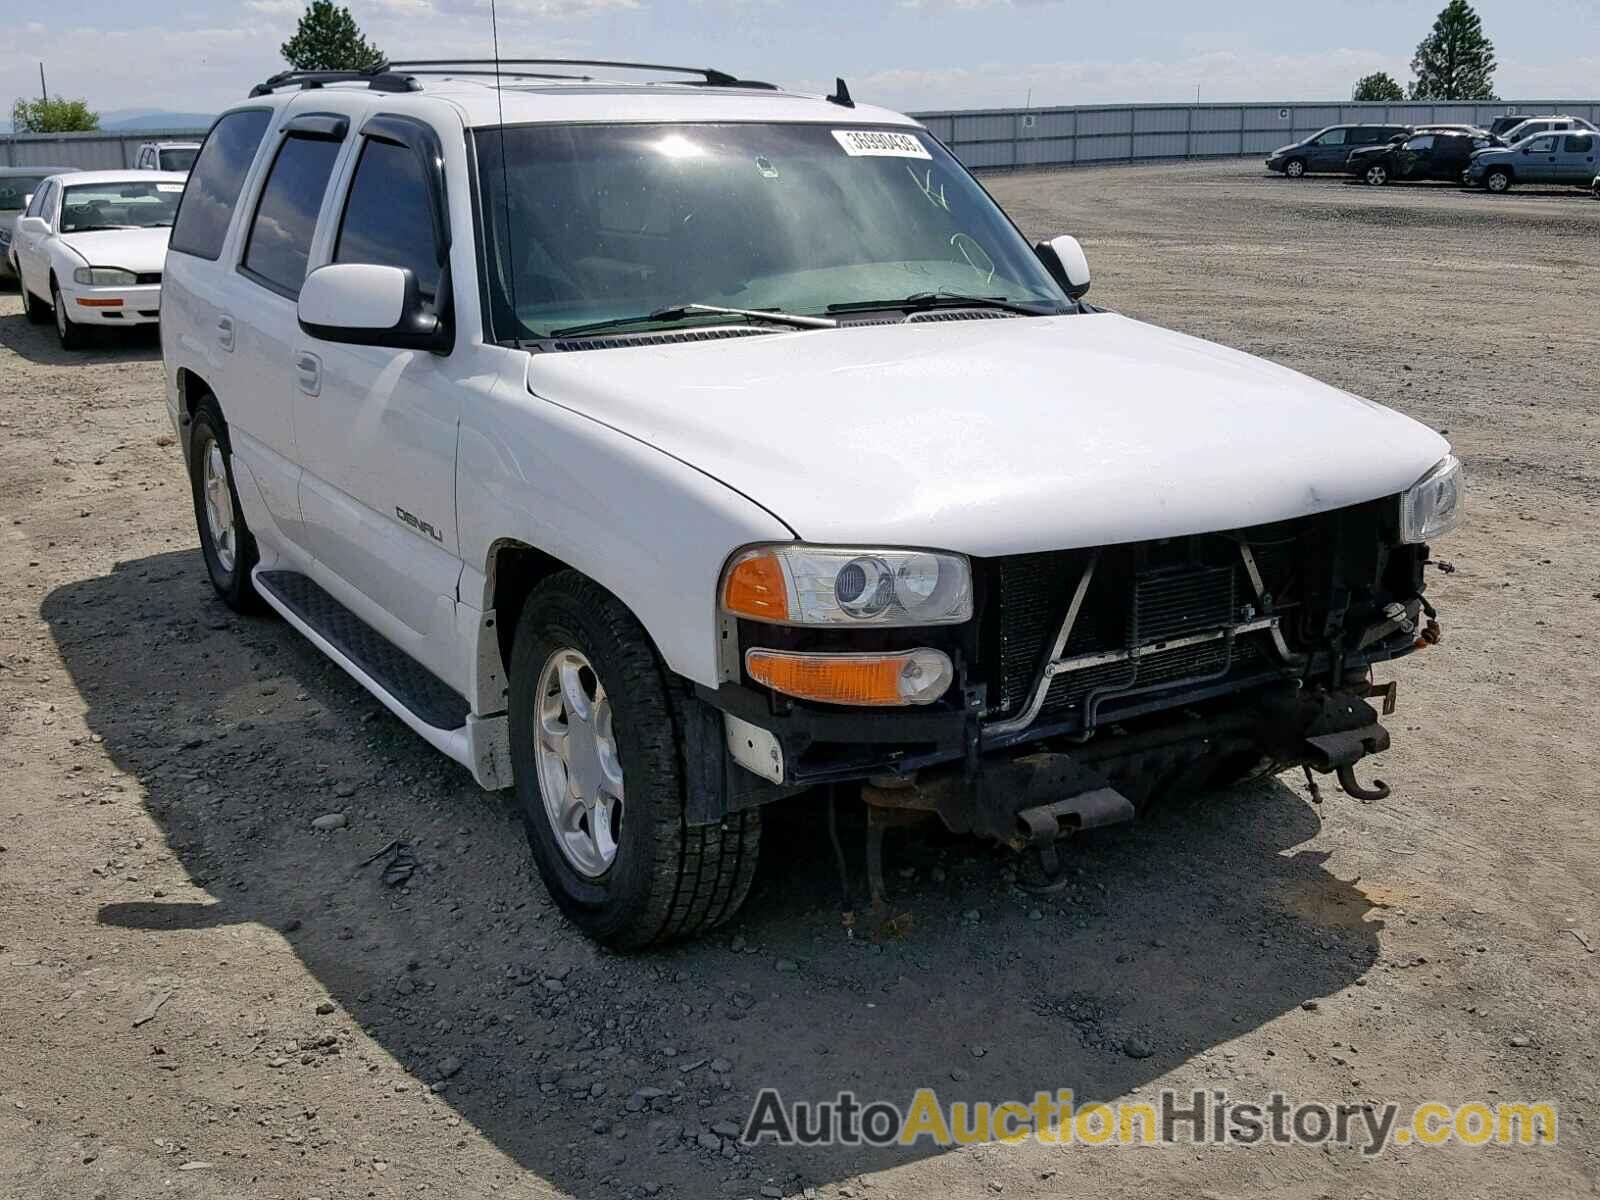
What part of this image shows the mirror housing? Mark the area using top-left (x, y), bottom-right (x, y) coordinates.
top-left (297, 263), bottom-right (450, 354)
top-left (1034, 234), bottom-right (1091, 300)
top-left (17, 215), bottom-right (49, 236)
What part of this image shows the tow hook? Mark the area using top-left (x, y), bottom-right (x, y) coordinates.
top-left (1336, 762), bottom-right (1390, 802)
top-left (1014, 786), bottom-right (1135, 893)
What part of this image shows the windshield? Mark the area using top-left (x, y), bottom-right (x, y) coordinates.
top-left (475, 123), bottom-right (1070, 339)
top-left (159, 148), bottom-right (198, 172)
top-left (60, 180), bottom-right (182, 232)
top-left (0, 175), bottom-right (51, 212)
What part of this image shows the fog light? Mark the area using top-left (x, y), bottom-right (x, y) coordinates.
top-left (745, 648), bottom-right (953, 707)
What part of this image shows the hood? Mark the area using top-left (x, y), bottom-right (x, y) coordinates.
top-left (57, 227), bottom-right (171, 275)
top-left (525, 312), bottom-right (1449, 557)
top-left (1347, 145), bottom-right (1389, 160)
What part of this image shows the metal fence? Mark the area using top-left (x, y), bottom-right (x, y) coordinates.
top-left (5, 98), bottom-right (1600, 173)
top-left (0, 129), bottom-right (209, 171)
top-left (913, 100), bottom-right (1600, 170)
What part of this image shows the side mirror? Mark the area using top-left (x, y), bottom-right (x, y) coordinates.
top-left (1034, 234), bottom-right (1091, 300)
top-left (298, 263), bottom-right (450, 354)
top-left (17, 215), bottom-right (49, 236)
top-left (21, 193), bottom-right (33, 208)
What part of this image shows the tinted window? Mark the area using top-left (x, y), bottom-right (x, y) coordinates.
top-left (160, 148), bottom-right (198, 172)
top-left (242, 135), bottom-right (342, 298)
top-left (0, 175), bottom-right (51, 211)
top-left (1564, 134), bottom-right (1593, 153)
top-left (1316, 128), bottom-right (1347, 146)
top-left (170, 109), bottom-right (272, 260)
top-left (334, 138), bottom-right (442, 304)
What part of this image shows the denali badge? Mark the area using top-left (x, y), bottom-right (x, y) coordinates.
top-left (395, 506), bottom-right (444, 542)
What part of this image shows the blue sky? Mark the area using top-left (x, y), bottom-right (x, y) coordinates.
top-left (4, 0), bottom-right (1598, 118)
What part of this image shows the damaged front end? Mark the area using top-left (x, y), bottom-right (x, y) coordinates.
top-left (695, 488), bottom-right (1455, 895)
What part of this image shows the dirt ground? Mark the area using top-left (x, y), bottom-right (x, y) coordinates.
top-left (2, 159), bottom-right (1597, 1200)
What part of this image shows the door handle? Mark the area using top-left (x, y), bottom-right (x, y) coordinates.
top-left (217, 315), bottom-right (235, 352)
top-left (295, 351), bottom-right (322, 398)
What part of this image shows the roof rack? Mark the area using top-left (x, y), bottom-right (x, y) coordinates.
top-left (384, 58), bottom-right (778, 90)
top-left (249, 66), bottom-right (419, 97)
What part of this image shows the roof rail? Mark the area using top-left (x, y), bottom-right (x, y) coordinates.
top-left (383, 58), bottom-right (778, 90)
top-left (248, 66), bottom-right (420, 97)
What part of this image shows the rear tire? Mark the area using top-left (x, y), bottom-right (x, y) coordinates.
top-left (188, 404), bottom-right (260, 612)
top-left (509, 570), bottom-right (760, 948)
top-left (1485, 168), bottom-right (1511, 194)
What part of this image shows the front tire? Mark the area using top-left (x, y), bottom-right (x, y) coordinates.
top-left (509, 571), bottom-right (760, 948)
top-left (52, 282), bottom-right (87, 350)
top-left (1284, 158), bottom-right (1306, 179)
top-left (188, 404), bottom-right (259, 611)
top-left (1363, 164), bottom-right (1389, 186)
top-left (1485, 168), bottom-right (1511, 194)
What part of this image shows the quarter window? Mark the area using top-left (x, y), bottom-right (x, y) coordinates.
top-left (242, 134), bottom-right (343, 298)
top-left (334, 138), bottom-right (442, 304)
top-left (24, 181), bottom-right (52, 217)
top-left (171, 109), bottom-right (272, 260)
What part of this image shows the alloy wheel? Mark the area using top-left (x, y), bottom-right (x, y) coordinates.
top-left (1365, 165), bottom-right (1388, 186)
top-left (201, 438), bottom-right (237, 573)
top-left (534, 647), bottom-right (624, 878)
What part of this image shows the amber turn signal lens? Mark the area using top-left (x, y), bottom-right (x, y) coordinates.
top-left (745, 648), bottom-right (953, 707)
top-left (723, 550), bottom-right (790, 622)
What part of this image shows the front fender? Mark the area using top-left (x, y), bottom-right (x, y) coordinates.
top-left (458, 378), bottom-right (795, 689)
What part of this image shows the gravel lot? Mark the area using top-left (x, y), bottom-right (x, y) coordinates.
top-left (2, 159), bottom-right (1597, 1200)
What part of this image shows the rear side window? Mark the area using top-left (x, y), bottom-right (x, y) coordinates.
top-left (1565, 134), bottom-right (1593, 153)
top-left (334, 138), bottom-right (442, 304)
top-left (170, 109), bottom-right (272, 260)
top-left (161, 148), bottom-right (198, 172)
top-left (241, 135), bottom-right (343, 298)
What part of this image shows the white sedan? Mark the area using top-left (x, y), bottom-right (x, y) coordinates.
top-left (11, 169), bottom-right (185, 349)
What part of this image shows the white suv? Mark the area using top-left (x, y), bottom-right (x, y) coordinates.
top-left (135, 141), bottom-right (201, 173)
top-left (161, 60), bottom-right (1462, 947)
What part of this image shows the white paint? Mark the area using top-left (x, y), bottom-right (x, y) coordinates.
top-left (298, 263), bottom-right (407, 330)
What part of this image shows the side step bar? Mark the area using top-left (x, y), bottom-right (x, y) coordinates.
top-left (252, 570), bottom-right (512, 789)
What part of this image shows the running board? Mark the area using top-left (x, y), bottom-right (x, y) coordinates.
top-left (252, 570), bottom-right (513, 789)
top-left (256, 570), bottom-right (469, 729)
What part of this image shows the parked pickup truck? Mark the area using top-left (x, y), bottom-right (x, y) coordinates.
top-left (162, 60), bottom-right (1462, 946)
top-left (1465, 130), bottom-right (1599, 192)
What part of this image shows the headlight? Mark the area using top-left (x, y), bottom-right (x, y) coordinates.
top-left (1399, 454), bottom-right (1464, 543)
top-left (722, 545), bottom-right (972, 627)
top-left (73, 267), bottom-right (138, 286)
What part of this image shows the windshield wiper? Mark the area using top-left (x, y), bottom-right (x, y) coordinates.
top-left (827, 292), bottom-right (1056, 317)
top-left (64, 224), bottom-right (139, 233)
top-left (550, 303), bottom-right (835, 339)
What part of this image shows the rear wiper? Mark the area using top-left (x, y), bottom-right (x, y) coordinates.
top-left (550, 303), bottom-right (835, 339)
top-left (827, 291), bottom-right (1056, 317)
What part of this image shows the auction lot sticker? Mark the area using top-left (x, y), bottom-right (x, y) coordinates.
top-left (833, 129), bottom-right (931, 159)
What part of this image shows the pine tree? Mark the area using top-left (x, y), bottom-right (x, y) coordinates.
top-left (1409, 1), bottom-right (1497, 101)
top-left (1352, 72), bottom-right (1406, 103)
top-left (280, 1), bottom-right (385, 73)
